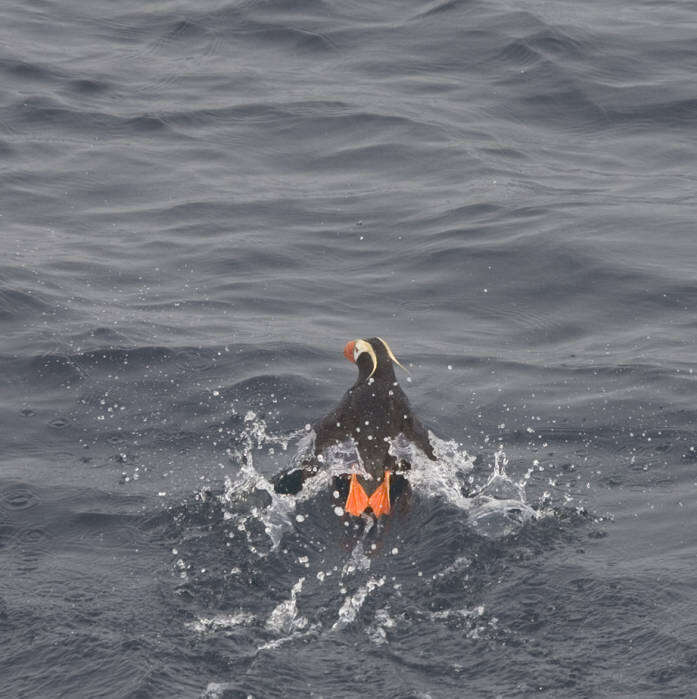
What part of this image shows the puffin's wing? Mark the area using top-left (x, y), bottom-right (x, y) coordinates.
top-left (273, 467), bottom-right (312, 495)
top-left (273, 388), bottom-right (357, 496)
top-left (312, 393), bottom-right (353, 453)
top-left (402, 411), bottom-right (436, 460)
top-left (273, 398), bottom-right (349, 495)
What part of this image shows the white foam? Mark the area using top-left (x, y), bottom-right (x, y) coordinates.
top-left (430, 605), bottom-right (500, 640)
top-left (219, 412), bottom-right (304, 549)
top-left (186, 611), bottom-right (254, 634)
top-left (468, 449), bottom-right (537, 533)
top-left (393, 432), bottom-right (475, 510)
top-left (332, 576), bottom-right (385, 630)
top-left (265, 577), bottom-right (308, 634)
top-left (258, 576), bottom-right (323, 651)
top-left (341, 540), bottom-right (371, 577)
top-left (201, 682), bottom-right (242, 699)
top-left (366, 607), bottom-right (396, 645)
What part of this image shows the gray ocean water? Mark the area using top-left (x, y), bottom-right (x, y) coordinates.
top-left (2, 0), bottom-right (697, 696)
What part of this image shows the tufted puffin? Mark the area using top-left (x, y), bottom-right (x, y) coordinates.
top-left (273, 337), bottom-right (435, 517)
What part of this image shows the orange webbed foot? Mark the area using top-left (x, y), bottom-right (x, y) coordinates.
top-left (368, 470), bottom-right (391, 517)
top-left (345, 473), bottom-right (369, 516)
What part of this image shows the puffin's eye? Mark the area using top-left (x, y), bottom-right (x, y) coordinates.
top-left (353, 347), bottom-right (360, 362)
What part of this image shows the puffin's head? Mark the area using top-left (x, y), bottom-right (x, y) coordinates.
top-left (342, 337), bottom-right (408, 381)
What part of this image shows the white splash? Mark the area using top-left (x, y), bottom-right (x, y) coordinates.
top-left (219, 411), bottom-right (302, 549)
top-left (468, 449), bottom-right (537, 533)
top-left (396, 437), bottom-right (536, 531)
top-left (395, 432), bottom-right (476, 510)
top-left (366, 607), bottom-right (396, 645)
top-left (289, 436), bottom-right (375, 502)
top-left (218, 413), bottom-right (537, 552)
top-left (333, 576), bottom-right (385, 630)
top-left (265, 577), bottom-right (308, 634)
top-left (432, 605), bottom-right (485, 621)
top-left (341, 540), bottom-right (372, 577)
top-left (430, 605), bottom-right (500, 640)
top-left (202, 682), bottom-right (240, 699)
top-left (218, 422), bottom-right (377, 550)
top-left (259, 576), bottom-right (321, 651)
top-left (186, 611), bottom-right (255, 634)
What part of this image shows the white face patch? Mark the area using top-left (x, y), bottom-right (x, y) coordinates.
top-left (353, 339), bottom-right (378, 377)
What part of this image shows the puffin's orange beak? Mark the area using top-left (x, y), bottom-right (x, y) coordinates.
top-left (343, 340), bottom-right (356, 363)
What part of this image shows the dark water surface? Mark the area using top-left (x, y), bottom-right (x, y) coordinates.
top-left (2, 0), bottom-right (697, 696)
